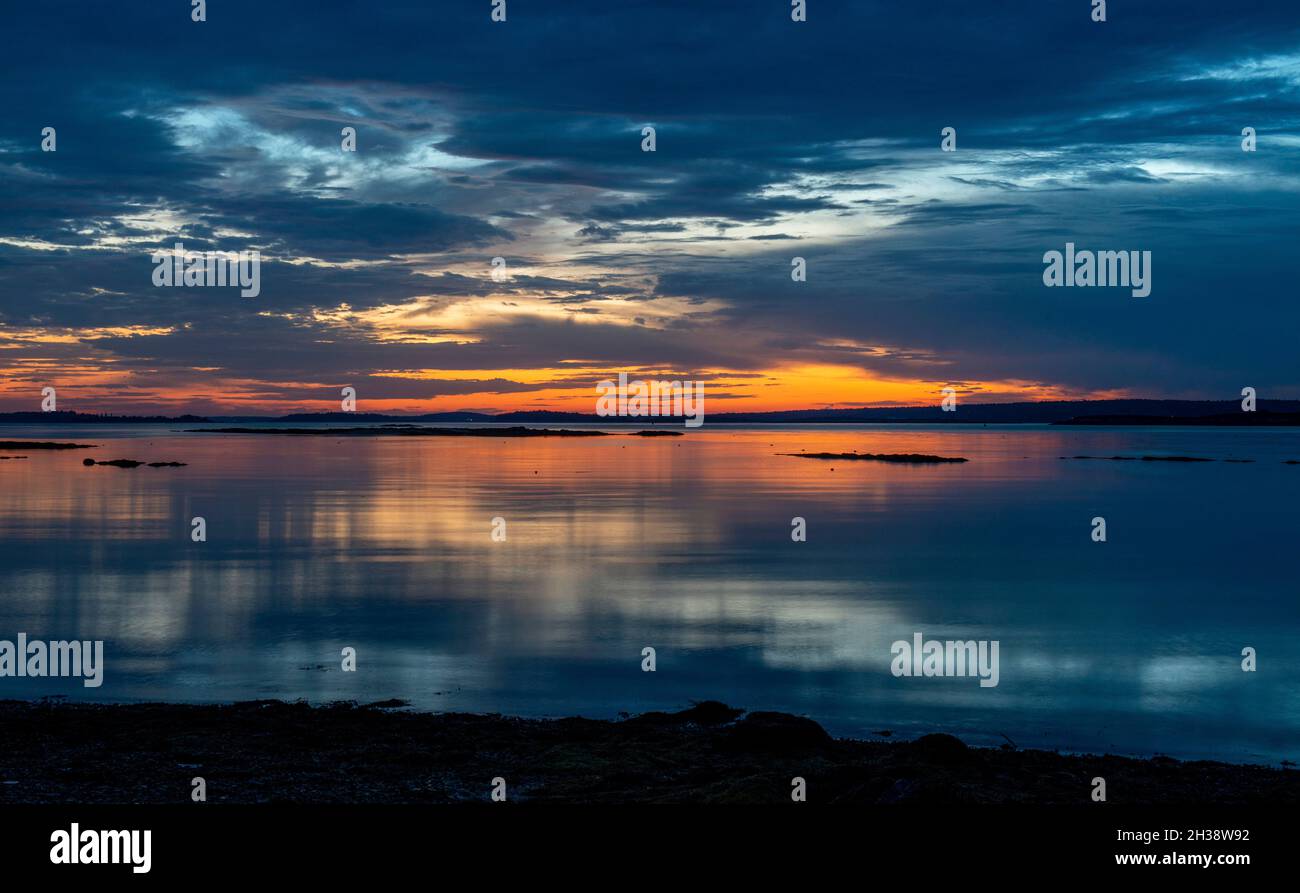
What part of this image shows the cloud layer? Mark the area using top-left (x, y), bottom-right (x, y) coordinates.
top-left (2, 1), bottom-right (1298, 412)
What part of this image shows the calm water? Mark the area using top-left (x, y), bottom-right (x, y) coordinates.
top-left (1, 423), bottom-right (1297, 764)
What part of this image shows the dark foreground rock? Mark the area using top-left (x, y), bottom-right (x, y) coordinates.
top-left (0, 699), bottom-right (1295, 805)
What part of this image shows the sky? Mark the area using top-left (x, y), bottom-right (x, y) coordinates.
top-left (1, 0), bottom-right (1297, 415)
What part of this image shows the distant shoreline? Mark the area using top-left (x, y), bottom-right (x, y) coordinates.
top-left (4, 399), bottom-right (1300, 426)
top-left (1, 699), bottom-right (1294, 805)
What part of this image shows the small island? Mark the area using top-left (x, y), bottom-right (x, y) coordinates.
top-left (82, 459), bottom-right (187, 468)
top-left (783, 452), bottom-right (968, 464)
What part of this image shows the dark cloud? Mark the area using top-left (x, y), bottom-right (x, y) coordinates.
top-left (2, 1), bottom-right (1299, 404)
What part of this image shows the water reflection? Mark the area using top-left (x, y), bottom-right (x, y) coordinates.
top-left (0, 424), bottom-right (1296, 763)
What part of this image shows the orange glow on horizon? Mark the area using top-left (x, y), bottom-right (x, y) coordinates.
top-left (0, 358), bottom-right (1124, 415)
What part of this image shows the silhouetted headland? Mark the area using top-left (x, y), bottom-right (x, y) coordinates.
top-left (0, 441), bottom-right (96, 451)
top-left (188, 426), bottom-right (610, 438)
top-left (7, 399), bottom-right (1300, 426)
top-left (0, 412), bottom-right (211, 424)
top-left (1055, 411), bottom-right (1300, 426)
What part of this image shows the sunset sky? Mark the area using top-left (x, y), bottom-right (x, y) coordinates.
top-left (1, 0), bottom-right (1298, 415)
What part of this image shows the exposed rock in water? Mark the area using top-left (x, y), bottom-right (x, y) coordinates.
top-left (671, 700), bottom-right (744, 725)
top-left (783, 452), bottom-right (967, 464)
top-left (82, 458), bottom-right (187, 468)
top-left (623, 700), bottom-right (743, 728)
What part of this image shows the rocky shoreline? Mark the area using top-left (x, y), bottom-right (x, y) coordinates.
top-left (0, 699), bottom-right (1294, 805)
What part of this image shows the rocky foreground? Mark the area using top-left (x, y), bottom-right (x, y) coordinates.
top-left (0, 699), bottom-right (1295, 805)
